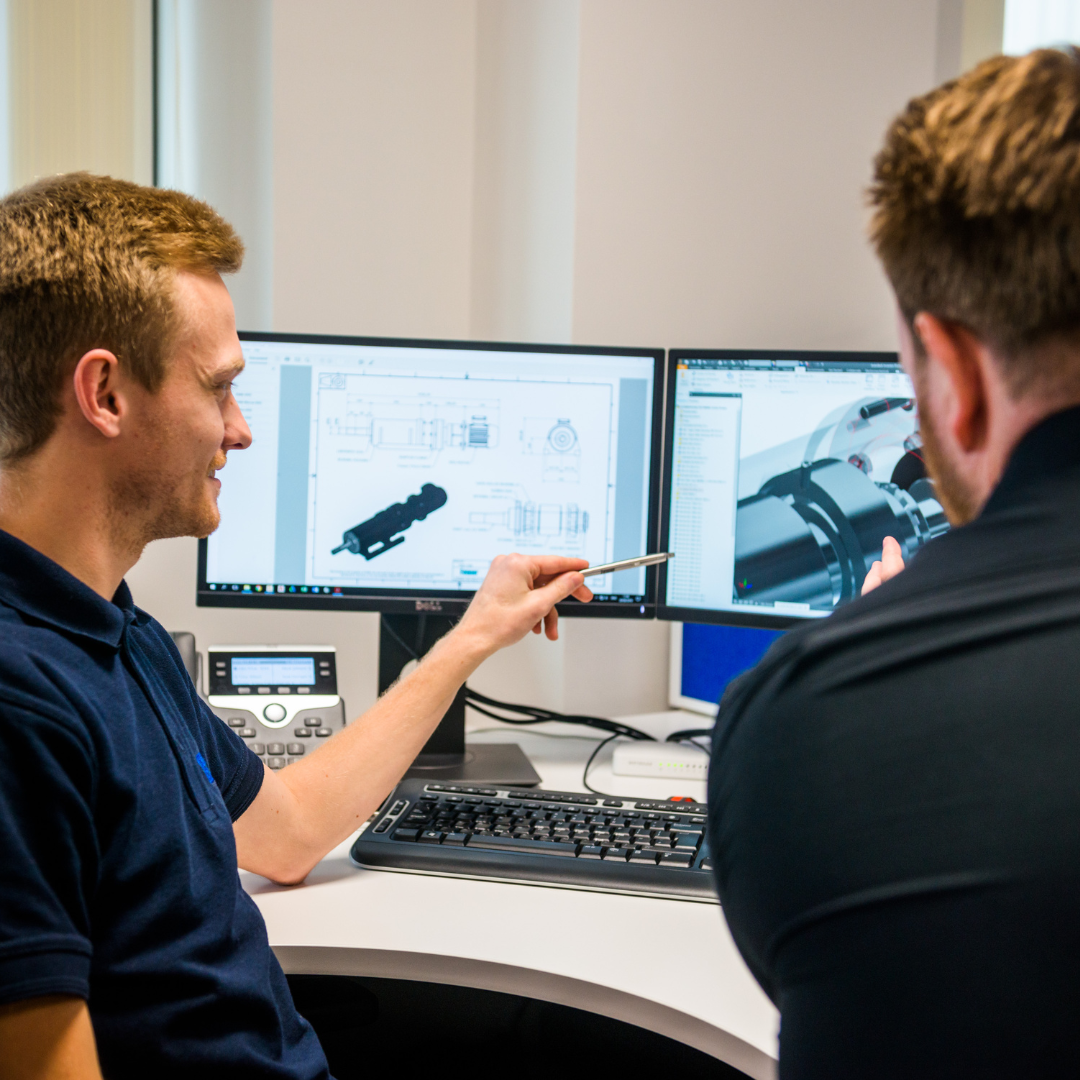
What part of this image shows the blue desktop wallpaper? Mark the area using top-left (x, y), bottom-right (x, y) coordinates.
top-left (681, 623), bottom-right (782, 707)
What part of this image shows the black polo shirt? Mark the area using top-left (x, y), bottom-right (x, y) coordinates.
top-left (709, 404), bottom-right (1080, 1079)
top-left (0, 532), bottom-right (330, 1078)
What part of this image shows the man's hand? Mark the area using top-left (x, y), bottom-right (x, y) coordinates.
top-left (0, 996), bottom-right (102, 1080)
top-left (234, 552), bottom-right (592, 885)
top-left (862, 535), bottom-right (905, 595)
top-left (454, 554), bottom-right (592, 655)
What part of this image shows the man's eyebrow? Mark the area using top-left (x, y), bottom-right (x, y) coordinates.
top-left (211, 357), bottom-right (246, 381)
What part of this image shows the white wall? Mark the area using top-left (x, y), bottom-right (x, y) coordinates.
top-left (271, 0), bottom-right (478, 339)
top-left (128, 0), bottom-right (944, 722)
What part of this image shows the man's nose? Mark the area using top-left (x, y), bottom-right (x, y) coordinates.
top-left (224, 395), bottom-right (253, 450)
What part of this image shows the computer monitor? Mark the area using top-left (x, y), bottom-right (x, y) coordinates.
top-left (669, 622), bottom-right (781, 715)
top-left (199, 333), bottom-right (664, 617)
top-left (657, 349), bottom-right (951, 629)
top-left (197, 332), bottom-right (664, 785)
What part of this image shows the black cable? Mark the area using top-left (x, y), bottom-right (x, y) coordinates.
top-left (666, 727), bottom-right (714, 743)
top-left (464, 687), bottom-right (655, 741)
top-left (379, 617), bottom-right (656, 742)
top-left (463, 701), bottom-right (551, 726)
top-left (378, 617), bottom-right (422, 663)
top-left (581, 733), bottom-right (621, 797)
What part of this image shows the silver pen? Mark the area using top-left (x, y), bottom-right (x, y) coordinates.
top-left (581, 552), bottom-right (674, 578)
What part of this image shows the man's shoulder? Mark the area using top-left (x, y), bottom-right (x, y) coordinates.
top-left (0, 601), bottom-right (116, 729)
top-left (722, 514), bottom-right (1080, 726)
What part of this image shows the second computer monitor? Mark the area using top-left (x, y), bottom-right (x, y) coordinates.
top-left (199, 333), bottom-right (664, 616)
top-left (658, 349), bottom-right (950, 628)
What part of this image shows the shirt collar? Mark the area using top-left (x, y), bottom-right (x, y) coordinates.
top-left (981, 403), bottom-right (1080, 517)
top-left (0, 528), bottom-right (133, 648)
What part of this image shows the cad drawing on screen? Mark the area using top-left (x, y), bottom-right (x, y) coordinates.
top-left (522, 417), bottom-right (581, 482)
top-left (319, 374), bottom-right (500, 465)
top-left (201, 339), bottom-right (660, 605)
top-left (734, 396), bottom-right (949, 609)
top-left (332, 483), bottom-right (449, 560)
top-left (468, 496), bottom-right (589, 540)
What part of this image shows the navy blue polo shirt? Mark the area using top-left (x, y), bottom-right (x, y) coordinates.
top-left (0, 529), bottom-right (330, 1078)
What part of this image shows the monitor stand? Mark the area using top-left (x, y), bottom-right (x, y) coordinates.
top-left (379, 613), bottom-right (541, 787)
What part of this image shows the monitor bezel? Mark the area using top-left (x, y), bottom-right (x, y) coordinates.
top-left (657, 347), bottom-right (903, 629)
top-left (197, 331), bottom-right (667, 618)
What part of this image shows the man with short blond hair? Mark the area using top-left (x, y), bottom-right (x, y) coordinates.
top-left (0, 173), bottom-right (591, 1079)
top-left (709, 49), bottom-right (1080, 1078)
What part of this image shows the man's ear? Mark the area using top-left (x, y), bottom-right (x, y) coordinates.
top-left (71, 350), bottom-right (125, 440)
top-left (912, 313), bottom-right (990, 452)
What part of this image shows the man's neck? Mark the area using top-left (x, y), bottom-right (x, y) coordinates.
top-left (0, 445), bottom-right (143, 601)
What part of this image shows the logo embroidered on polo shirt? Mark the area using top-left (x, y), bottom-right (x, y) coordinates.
top-left (195, 752), bottom-right (216, 786)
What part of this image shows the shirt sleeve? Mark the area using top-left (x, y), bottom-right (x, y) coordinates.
top-left (0, 699), bottom-right (96, 1005)
top-left (196, 699), bottom-right (265, 822)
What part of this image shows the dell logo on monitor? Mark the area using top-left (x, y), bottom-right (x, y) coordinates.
top-left (415, 600), bottom-right (443, 612)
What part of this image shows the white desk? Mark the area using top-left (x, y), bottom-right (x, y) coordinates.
top-left (242, 712), bottom-right (779, 1079)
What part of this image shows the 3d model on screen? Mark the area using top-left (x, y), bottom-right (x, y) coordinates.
top-left (733, 397), bottom-right (949, 610)
top-left (332, 484), bottom-right (449, 560)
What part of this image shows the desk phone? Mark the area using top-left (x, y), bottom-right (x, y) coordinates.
top-left (206, 645), bottom-right (346, 770)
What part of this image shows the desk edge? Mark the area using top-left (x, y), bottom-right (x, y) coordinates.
top-left (273, 944), bottom-right (777, 1080)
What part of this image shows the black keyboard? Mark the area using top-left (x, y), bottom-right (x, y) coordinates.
top-left (350, 779), bottom-right (717, 903)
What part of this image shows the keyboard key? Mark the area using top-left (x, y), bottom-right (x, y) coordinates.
top-left (240, 729), bottom-right (257, 739)
top-left (578, 845), bottom-right (604, 859)
top-left (267, 743), bottom-right (285, 756)
top-left (250, 743), bottom-right (265, 755)
top-left (603, 799), bottom-right (623, 807)
top-left (294, 728), bottom-right (312, 737)
top-left (699, 857), bottom-right (713, 871)
top-left (316, 728), bottom-right (333, 737)
top-left (227, 717), bottom-right (246, 727)
top-left (467, 835), bottom-right (577, 857)
top-left (661, 852), bottom-right (694, 867)
top-left (628, 850), bottom-right (660, 864)
top-left (393, 827), bottom-right (420, 842)
top-left (373, 821), bottom-right (390, 833)
top-left (443, 832), bottom-right (468, 846)
top-left (673, 833), bottom-right (702, 849)
top-left (267, 757), bottom-right (286, 770)
top-left (419, 831), bottom-right (444, 844)
top-left (286, 743), bottom-right (305, 755)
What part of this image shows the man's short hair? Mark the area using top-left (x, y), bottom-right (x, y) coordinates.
top-left (0, 173), bottom-right (243, 463)
top-left (869, 47), bottom-right (1080, 397)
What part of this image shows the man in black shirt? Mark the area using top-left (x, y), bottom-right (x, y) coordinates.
top-left (709, 49), bottom-right (1080, 1077)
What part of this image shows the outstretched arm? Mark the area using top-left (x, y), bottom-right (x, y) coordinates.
top-left (0, 997), bottom-right (102, 1080)
top-left (233, 554), bottom-right (591, 884)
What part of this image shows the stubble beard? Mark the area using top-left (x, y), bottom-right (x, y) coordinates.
top-left (108, 447), bottom-right (225, 553)
top-left (917, 399), bottom-right (980, 527)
